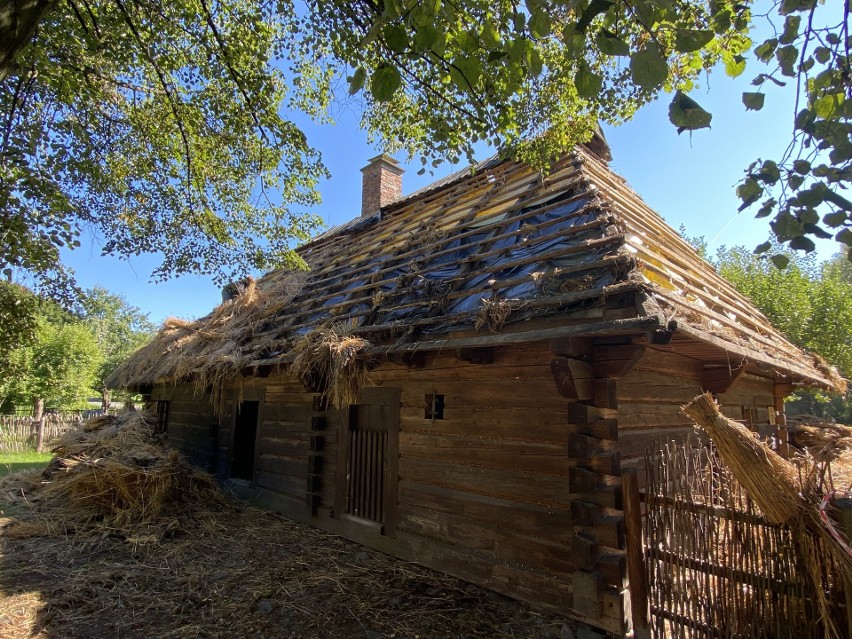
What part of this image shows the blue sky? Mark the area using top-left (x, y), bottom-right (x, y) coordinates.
top-left (60, 55), bottom-right (841, 326)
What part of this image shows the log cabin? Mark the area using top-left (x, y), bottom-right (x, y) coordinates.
top-left (109, 136), bottom-right (843, 637)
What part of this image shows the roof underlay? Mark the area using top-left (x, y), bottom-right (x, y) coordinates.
top-left (109, 148), bottom-right (843, 393)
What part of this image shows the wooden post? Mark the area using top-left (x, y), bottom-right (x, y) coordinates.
top-left (773, 383), bottom-right (792, 458)
top-left (33, 397), bottom-right (45, 452)
top-left (622, 470), bottom-right (650, 639)
top-left (835, 497), bottom-right (852, 639)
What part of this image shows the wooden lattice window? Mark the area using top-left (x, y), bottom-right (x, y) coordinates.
top-left (337, 388), bottom-right (399, 534)
top-left (154, 400), bottom-right (169, 434)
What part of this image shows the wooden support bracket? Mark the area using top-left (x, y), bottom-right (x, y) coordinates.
top-left (701, 365), bottom-right (745, 394)
top-left (552, 357), bottom-right (595, 401)
top-left (592, 344), bottom-right (644, 378)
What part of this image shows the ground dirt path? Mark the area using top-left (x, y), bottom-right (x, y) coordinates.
top-left (0, 503), bottom-right (575, 639)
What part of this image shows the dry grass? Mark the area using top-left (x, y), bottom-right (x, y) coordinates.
top-left (474, 297), bottom-right (522, 332)
top-left (107, 272), bottom-right (307, 416)
top-left (0, 411), bottom-right (226, 541)
top-left (0, 507), bottom-right (574, 639)
top-left (288, 326), bottom-right (373, 409)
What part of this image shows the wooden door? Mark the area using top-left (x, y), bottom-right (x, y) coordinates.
top-left (336, 387), bottom-right (400, 535)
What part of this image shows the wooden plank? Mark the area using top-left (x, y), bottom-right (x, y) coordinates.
top-left (398, 480), bottom-right (573, 542)
top-left (400, 431), bottom-right (572, 476)
top-left (255, 470), bottom-right (305, 498)
top-left (399, 456), bottom-right (572, 508)
top-left (622, 471), bottom-right (650, 639)
top-left (397, 504), bottom-right (576, 574)
top-left (551, 357), bottom-right (595, 401)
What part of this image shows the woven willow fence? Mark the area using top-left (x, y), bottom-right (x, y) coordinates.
top-left (0, 412), bottom-right (102, 452)
top-left (639, 439), bottom-right (845, 639)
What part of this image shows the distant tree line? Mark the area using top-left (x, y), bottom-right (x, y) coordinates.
top-left (682, 229), bottom-right (852, 423)
top-left (0, 284), bottom-right (154, 418)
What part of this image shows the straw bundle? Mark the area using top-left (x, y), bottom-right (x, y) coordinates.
top-left (682, 393), bottom-right (804, 525)
top-left (474, 297), bottom-right (521, 332)
top-left (289, 325), bottom-right (372, 408)
top-left (683, 393), bottom-right (852, 639)
top-left (108, 271), bottom-right (307, 415)
top-left (1, 411), bottom-right (225, 540)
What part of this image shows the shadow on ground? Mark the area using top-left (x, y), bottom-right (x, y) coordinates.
top-left (1, 495), bottom-right (576, 639)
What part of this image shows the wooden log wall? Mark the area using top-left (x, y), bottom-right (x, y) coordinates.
top-left (350, 342), bottom-right (627, 635)
top-left (150, 385), bottom-right (220, 473)
top-left (615, 347), bottom-right (778, 470)
top-left (616, 349), bottom-right (704, 472)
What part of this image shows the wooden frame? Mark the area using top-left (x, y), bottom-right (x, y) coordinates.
top-left (334, 387), bottom-right (400, 537)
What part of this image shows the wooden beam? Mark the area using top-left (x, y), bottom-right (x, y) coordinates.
top-left (623, 471), bottom-right (650, 639)
top-left (701, 365), bottom-right (745, 394)
top-left (592, 344), bottom-right (644, 378)
top-left (551, 357), bottom-right (595, 401)
top-left (550, 336), bottom-right (593, 358)
top-left (455, 347), bottom-right (494, 364)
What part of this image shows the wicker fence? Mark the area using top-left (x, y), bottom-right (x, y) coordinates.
top-left (0, 411), bottom-right (104, 452)
top-left (627, 439), bottom-right (846, 639)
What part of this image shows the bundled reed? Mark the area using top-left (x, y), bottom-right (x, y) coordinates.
top-left (107, 271), bottom-right (306, 415)
top-left (682, 393), bottom-right (803, 525)
top-left (288, 325), bottom-right (373, 408)
top-left (1, 411), bottom-right (226, 540)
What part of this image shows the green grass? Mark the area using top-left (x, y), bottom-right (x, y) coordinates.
top-left (0, 451), bottom-right (53, 477)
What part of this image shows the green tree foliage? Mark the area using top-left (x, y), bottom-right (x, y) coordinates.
top-left (1, 0), bottom-right (849, 307)
top-left (715, 244), bottom-right (852, 421)
top-left (0, 317), bottom-right (102, 412)
top-left (79, 286), bottom-right (155, 408)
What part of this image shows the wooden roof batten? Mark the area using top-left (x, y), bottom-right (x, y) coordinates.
top-left (108, 143), bottom-right (844, 395)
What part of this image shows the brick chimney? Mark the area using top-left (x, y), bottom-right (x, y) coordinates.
top-left (361, 154), bottom-right (404, 217)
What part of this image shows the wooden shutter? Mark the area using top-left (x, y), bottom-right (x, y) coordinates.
top-left (336, 387), bottom-right (400, 535)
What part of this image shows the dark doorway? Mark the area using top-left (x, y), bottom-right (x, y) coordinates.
top-left (231, 401), bottom-right (259, 480)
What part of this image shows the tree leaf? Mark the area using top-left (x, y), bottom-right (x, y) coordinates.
top-left (770, 254), bottom-right (790, 269)
top-left (576, 0), bottom-right (614, 33)
top-left (348, 68), bottom-right (367, 95)
top-left (674, 29), bottom-right (714, 53)
top-left (742, 92), bottom-right (765, 111)
top-left (779, 15), bottom-right (801, 45)
top-left (789, 235), bottom-right (816, 252)
top-left (370, 64), bottom-right (402, 102)
top-left (383, 25), bottom-right (409, 53)
top-left (668, 91), bottom-right (712, 132)
top-left (724, 53), bottom-right (746, 77)
top-left (575, 64), bottom-right (603, 98)
top-left (595, 29), bottom-right (629, 56)
top-left (630, 45), bottom-right (668, 90)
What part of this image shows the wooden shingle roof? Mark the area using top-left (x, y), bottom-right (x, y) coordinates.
top-left (110, 147), bottom-right (843, 392)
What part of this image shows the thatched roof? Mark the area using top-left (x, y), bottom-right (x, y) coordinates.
top-left (109, 147), bottom-right (844, 394)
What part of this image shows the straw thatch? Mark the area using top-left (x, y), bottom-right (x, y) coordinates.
top-left (107, 271), bottom-right (307, 415)
top-left (288, 325), bottom-right (373, 408)
top-left (0, 411), bottom-right (227, 540)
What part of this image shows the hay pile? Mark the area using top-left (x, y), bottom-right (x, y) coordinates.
top-left (0, 411), bottom-right (226, 540)
top-left (108, 271), bottom-right (306, 415)
top-left (683, 393), bottom-right (852, 639)
top-left (289, 325), bottom-right (373, 408)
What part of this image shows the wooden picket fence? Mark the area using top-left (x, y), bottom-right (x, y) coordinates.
top-left (0, 411), bottom-right (105, 452)
top-left (624, 439), bottom-right (846, 639)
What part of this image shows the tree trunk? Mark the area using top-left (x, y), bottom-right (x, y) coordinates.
top-left (101, 386), bottom-right (110, 412)
top-left (0, 0), bottom-right (55, 80)
top-left (33, 396), bottom-right (44, 452)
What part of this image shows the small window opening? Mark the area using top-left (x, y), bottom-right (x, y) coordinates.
top-left (425, 393), bottom-right (445, 420)
top-left (155, 400), bottom-right (169, 434)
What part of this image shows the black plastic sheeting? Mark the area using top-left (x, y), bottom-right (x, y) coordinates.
top-left (291, 191), bottom-right (620, 336)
